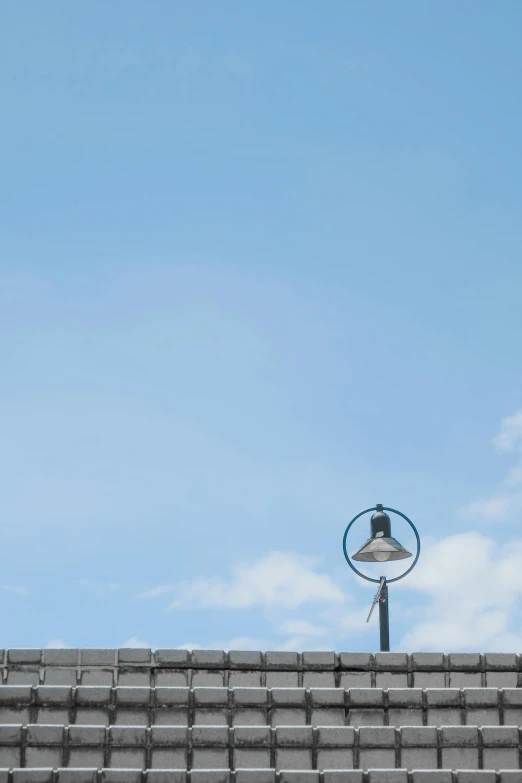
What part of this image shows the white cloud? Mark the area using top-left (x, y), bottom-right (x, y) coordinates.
top-left (395, 532), bottom-right (522, 651)
top-left (280, 619), bottom-right (328, 637)
top-left (176, 642), bottom-right (204, 650)
top-left (211, 637), bottom-right (269, 651)
top-left (78, 579), bottom-right (120, 596)
top-left (122, 636), bottom-right (150, 648)
top-left (45, 639), bottom-right (67, 649)
top-left (505, 463), bottom-right (522, 487)
top-left (169, 551), bottom-right (346, 611)
top-left (138, 584), bottom-right (173, 599)
top-left (493, 411), bottom-right (522, 453)
top-left (0, 584), bottom-right (28, 595)
top-left (459, 495), bottom-right (513, 519)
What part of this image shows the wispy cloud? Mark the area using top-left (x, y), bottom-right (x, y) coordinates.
top-left (122, 636), bottom-right (150, 648)
top-left (138, 584), bottom-right (173, 599)
top-left (169, 551), bottom-right (346, 611)
top-left (0, 584), bottom-right (29, 595)
top-left (77, 579), bottom-right (120, 596)
top-left (493, 411), bottom-right (522, 453)
top-left (45, 639), bottom-right (67, 649)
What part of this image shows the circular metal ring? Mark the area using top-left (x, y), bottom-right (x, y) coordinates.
top-left (342, 506), bottom-right (421, 584)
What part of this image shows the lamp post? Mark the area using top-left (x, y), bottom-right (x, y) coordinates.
top-left (342, 504), bottom-right (420, 652)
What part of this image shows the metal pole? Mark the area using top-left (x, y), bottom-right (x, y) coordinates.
top-left (379, 577), bottom-right (390, 651)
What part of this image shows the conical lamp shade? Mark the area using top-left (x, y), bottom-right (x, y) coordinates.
top-left (352, 536), bottom-right (412, 562)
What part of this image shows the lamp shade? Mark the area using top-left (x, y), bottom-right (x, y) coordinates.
top-left (351, 505), bottom-right (413, 562)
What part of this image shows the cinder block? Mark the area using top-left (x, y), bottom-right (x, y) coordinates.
top-left (0, 748), bottom-right (20, 767)
top-left (156, 671), bottom-right (189, 687)
top-left (400, 727), bottom-right (438, 747)
top-left (37, 707), bottom-right (70, 725)
top-left (411, 654), bottom-right (445, 670)
top-left (118, 648), bottom-right (151, 664)
top-left (303, 673), bottom-right (336, 688)
top-left (154, 708), bottom-right (189, 726)
top-left (348, 709), bottom-right (384, 728)
top-left (234, 771), bottom-right (276, 783)
top-left (192, 726), bottom-right (229, 747)
top-left (117, 670), bottom-right (151, 687)
top-left (482, 726), bottom-right (519, 746)
top-left (266, 652), bottom-right (299, 669)
top-left (410, 773), bottom-right (452, 783)
top-left (323, 773), bottom-right (363, 783)
top-left (228, 651), bottom-right (263, 668)
top-left (36, 686), bottom-right (72, 705)
top-left (0, 725), bottom-right (22, 745)
top-left (349, 689), bottom-right (383, 707)
top-left (234, 726), bottom-right (271, 747)
top-left (100, 771), bottom-right (142, 783)
top-left (115, 707), bottom-right (149, 725)
top-left (413, 673), bottom-right (446, 688)
top-left (375, 653), bottom-right (408, 671)
top-left (358, 727), bottom-right (396, 747)
top-left (191, 651), bottom-right (226, 668)
top-left (192, 671), bottom-right (226, 688)
top-left (440, 726), bottom-right (479, 746)
top-left (339, 654), bottom-right (372, 670)
top-left (316, 727), bottom-right (355, 747)
top-left (68, 725), bottom-right (106, 745)
top-left (441, 748), bottom-right (479, 769)
top-left (43, 649), bottom-right (79, 666)
top-left (228, 672), bottom-right (262, 687)
top-left (75, 686), bottom-right (112, 705)
top-left (302, 652), bottom-right (336, 670)
top-left (449, 653), bottom-right (481, 670)
top-left (12, 771), bottom-right (53, 783)
top-left (194, 688), bottom-right (228, 707)
top-left (388, 709), bottom-right (423, 727)
top-left (279, 773), bottom-right (319, 783)
top-left (483, 748), bottom-right (519, 768)
top-left (265, 673), bottom-right (299, 688)
top-left (271, 689), bottom-right (306, 707)
top-left (68, 748), bottom-right (105, 767)
top-left (146, 772), bottom-right (187, 783)
top-left (358, 748), bottom-right (396, 769)
top-left (271, 709), bottom-right (307, 727)
top-left (43, 668), bottom-right (78, 686)
top-left (340, 673), bottom-right (372, 688)
top-left (498, 773), bottom-right (522, 782)
top-left (275, 748), bottom-right (313, 770)
top-left (7, 670), bottom-right (40, 685)
top-left (56, 770), bottom-right (98, 783)
top-left (316, 748), bottom-right (354, 769)
top-left (275, 727), bottom-right (313, 747)
top-left (109, 725), bottom-right (147, 746)
top-left (80, 650), bottom-right (117, 666)
top-left (448, 672), bottom-right (482, 688)
top-left (154, 649), bottom-right (190, 666)
top-left (109, 747), bottom-right (146, 767)
top-left (194, 709), bottom-right (227, 726)
top-left (150, 748), bottom-right (187, 768)
top-left (27, 723), bottom-right (64, 745)
top-left (311, 710), bottom-right (345, 727)
top-left (368, 772), bottom-right (408, 783)
top-left (190, 773), bottom-right (230, 783)
top-left (151, 727), bottom-right (188, 746)
top-left (75, 708), bottom-right (110, 726)
top-left (191, 748), bottom-right (229, 768)
top-left (234, 749), bottom-right (271, 768)
top-left (310, 689), bottom-right (345, 707)
top-left (400, 748), bottom-right (438, 768)
top-left (80, 669), bottom-right (114, 686)
top-left (457, 774), bottom-right (496, 783)
top-left (0, 685), bottom-right (32, 704)
top-left (0, 707), bottom-right (29, 724)
top-left (115, 686), bottom-right (151, 704)
top-left (376, 673), bottom-right (408, 689)
top-left (485, 653), bottom-right (517, 669)
top-left (233, 709), bottom-right (268, 726)
top-left (233, 689), bottom-right (269, 706)
top-left (486, 672), bottom-right (518, 687)
top-left (7, 649), bottom-right (42, 664)
top-left (25, 747), bottom-right (63, 766)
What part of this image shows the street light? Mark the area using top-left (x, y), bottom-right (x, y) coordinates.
top-left (342, 504), bottom-right (420, 652)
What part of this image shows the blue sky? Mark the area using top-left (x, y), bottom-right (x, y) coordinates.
top-left (1, 1), bottom-right (522, 653)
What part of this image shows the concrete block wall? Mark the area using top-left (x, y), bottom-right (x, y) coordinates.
top-left (0, 650), bottom-right (521, 782)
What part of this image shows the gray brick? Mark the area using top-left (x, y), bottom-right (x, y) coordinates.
top-left (266, 672), bottom-right (299, 688)
top-left (150, 748), bottom-right (187, 767)
top-left (358, 748), bottom-right (396, 769)
top-left (302, 652), bottom-right (336, 669)
top-left (155, 687), bottom-right (190, 706)
top-left (151, 727), bottom-right (188, 746)
top-left (457, 774), bottom-right (496, 783)
top-left (485, 653), bottom-right (517, 669)
top-left (68, 748), bottom-right (105, 767)
top-left (109, 725), bottom-right (147, 745)
top-left (311, 709), bottom-right (346, 727)
top-left (411, 654), bottom-right (445, 670)
top-left (349, 689), bottom-right (383, 707)
top-left (25, 747), bottom-right (63, 766)
top-left (440, 726), bottom-right (479, 746)
top-left (7, 670), bottom-right (40, 685)
top-left (115, 685), bottom-right (151, 704)
top-left (316, 727), bottom-right (355, 747)
top-left (68, 725), bottom-right (106, 745)
top-left (110, 747), bottom-right (146, 767)
top-left (482, 726), bottom-right (519, 746)
top-left (425, 689), bottom-right (460, 706)
top-left (192, 671), bottom-right (225, 688)
top-left (271, 708), bottom-right (307, 727)
top-left (413, 673), bottom-right (446, 688)
top-left (448, 672), bottom-right (481, 688)
top-left (388, 688), bottom-right (423, 707)
top-left (503, 689), bottom-right (522, 706)
top-left (498, 773), bottom-right (522, 782)
top-left (80, 649), bottom-right (116, 665)
top-left (276, 727), bottom-right (313, 747)
top-left (234, 726), bottom-right (271, 747)
top-left (271, 688), bottom-right (306, 707)
top-left (400, 748), bottom-right (438, 769)
top-left (191, 747), bottom-right (229, 768)
top-left (316, 748), bottom-right (355, 770)
top-left (0, 685), bottom-right (31, 704)
top-left (0, 748), bottom-right (20, 766)
top-left (146, 773), bottom-right (187, 783)
top-left (339, 654), bottom-right (372, 670)
top-left (118, 648), bottom-right (152, 664)
top-left (411, 773), bottom-right (452, 783)
top-left (27, 724), bottom-right (64, 745)
top-left (235, 772), bottom-right (276, 783)
top-left (156, 671), bottom-right (189, 687)
top-left (192, 726), bottom-right (229, 747)
top-left (100, 772), bottom-right (142, 783)
top-left (13, 772), bottom-right (53, 783)
top-left (233, 688), bottom-right (269, 706)
top-left (56, 771), bottom-right (98, 783)
top-left (43, 649), bottom-right (79, 666)
top-left (43, 667), bottom-right (78, 686)
top-left (368, 773), bottom-right (408, 783)
top-left (192, 651), bottom-right (226, 668)
top-left (358, 727), bottom-right (395, 747)
top-left (154, 649), bottom-right (190, 666)
top-left (266, 652), bottom-right (299, 669)
top-left (279, 774), bottom-right (319, 783)
top-left (36, 686), bottom-right (72, 705)
top-left (483, 747), bottom-right (519, 768)
top-left (375, 673), bottom-right (409, 689)
top-left (441, 747), bottom-right (479, 769)
top-left (310, 689), bottom-right (345, 707)
top-left (400, 727), bottom-right (438, 746)
top-left (229, 672), bottom-right (262, 687)
top-left (190, 773), bottom-right (230, 783)
top-left (194, 688), bottom-right (228, 706)
top-left (229, 651), bottom-right (263, 668)
top-left (117, 670), bottom-right (151, 686)
top-left (375, 653), bottom-right (408, 670)
top-left (340, 673), bottom-right (372, 688)
top-left (75, 686), bottom-right (112, 704)
top-left (234, 748), bottom-right (271, 768)
top-left (275, 748), bottom-right (313, 770)
top-left (323, 774), bottom-right (363, 783)
top-left (303, 673), bottom-right (336, 688)
top-left (0, 725), bottom-right (22, 745)
top-left (449, 653), bottom-right (481, 670)
top-left (80, 669), bottom-right (114, 686)
top-left (7, 648), bottom-right (42, 664)
top-left (486, 672), bottom-right (518, 687)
